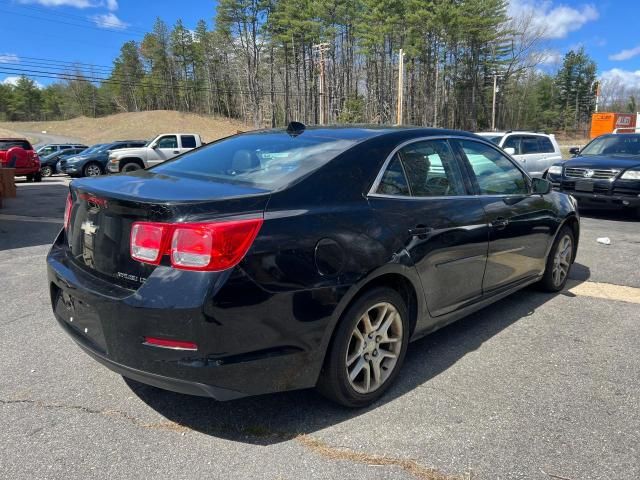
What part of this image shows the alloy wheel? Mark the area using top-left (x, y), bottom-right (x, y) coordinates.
top-left (552, 234), bottom-right (572, 287)
top-left (41, 166), bottom-right (53, 177)
top-left (345, 302), bottom-right (403, 394)
top-left (85, 164), bottom-right (101, 176)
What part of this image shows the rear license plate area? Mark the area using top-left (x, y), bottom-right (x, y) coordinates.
top-left (54, 289), bottom-right (108, 353)
top-left (575, 180), bottom-right (594, 192)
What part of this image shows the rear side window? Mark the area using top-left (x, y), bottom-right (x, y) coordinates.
top-left (398, 140), bottom-right (466, 196)
top-left (181, 135), bottom-right (197, 148)
top-left (0, 140), bottom-right (32, 151)
top-left (538, 137), bottom-right (555, 153)
top-left (152, 132), bottom-right (357, 189)
top-left (520, 136), bottom-right (542, 154)
top-left (458, 140), bottom-right (528, 195)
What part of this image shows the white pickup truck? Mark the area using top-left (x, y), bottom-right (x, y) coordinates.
top-left (107, 133), bottom-right (203, 173)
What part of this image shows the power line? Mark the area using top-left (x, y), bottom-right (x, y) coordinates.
top-left (0, 0), bottom-right (149, 35)
top-left (0, 7), bottom-right (146, 38)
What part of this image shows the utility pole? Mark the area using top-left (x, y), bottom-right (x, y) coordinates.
top-left (491, 73), bottom-right (504, 131)
top-left (313, 43), bottom-right (330, 125)
top-left (396, 49), bottom-right (405, 125)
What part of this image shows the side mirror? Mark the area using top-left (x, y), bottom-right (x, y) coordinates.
top-left (569, 147), bottom-right (580, 156)
top-left (504, 147), bottom-right (516, 155)
top-left (151, 143), bottom-right (159, 149)
top-left (531, 177), bottom-right (552, 195)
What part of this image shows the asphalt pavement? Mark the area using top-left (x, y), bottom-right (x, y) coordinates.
top-left (0, 177), bottom-right (638, 480)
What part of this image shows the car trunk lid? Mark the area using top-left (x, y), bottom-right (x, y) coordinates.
top-left (66, 171), bottom-right (270, 288)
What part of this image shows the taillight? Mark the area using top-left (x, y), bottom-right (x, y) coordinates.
top-left (130, 218), bottom-right (263, 271)
top-left (63, 193), bottom-right (72, 231)
top-left (130, 223), bottom-right (167, 264)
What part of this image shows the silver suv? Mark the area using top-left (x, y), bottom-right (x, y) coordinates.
top-left (476, 131), bottom-right (562, 178)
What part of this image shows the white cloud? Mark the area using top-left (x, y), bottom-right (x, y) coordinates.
top-left (508, 0), bottom-right (599, 39)
top-left (600, 69), bottom-right (640, 90)
top-left (0, 53), bottom-right (19, 63)
top-left (609, 46), bottom-right (640, 62)
top-left (540, 50), bottom-right (562, 65)
top-left (2, 76), bottom-right (44, 88)
top-left (105, 0), bottom-right (118, 11)
top-left (90, 12), bottom-right (128, 30)
top-left (17, 0), bottom-right (97, 8)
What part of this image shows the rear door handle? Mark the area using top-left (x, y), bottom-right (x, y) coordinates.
top-left (491, 217), bottom-right (509, 229)
top-left (408, 225), bottom-right (433, 238)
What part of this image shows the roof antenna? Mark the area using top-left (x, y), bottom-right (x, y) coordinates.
top-left (286, 121), bottom-right (306, 137)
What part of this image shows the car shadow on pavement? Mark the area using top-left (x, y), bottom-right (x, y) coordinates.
top-left (126, 263), bottom-right (591, 445)
top-left (578, 208), bottom-right (638, 223)
top-left (0, 180), bottom-right (68, 251)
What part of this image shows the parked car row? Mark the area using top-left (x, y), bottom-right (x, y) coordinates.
top-left (37, 133), bottom-right (204, 179)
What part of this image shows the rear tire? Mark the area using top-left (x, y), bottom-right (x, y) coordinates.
top-left (122, 162), bottom-right (142, 172)
top-left (33, 172), bottom-right (42, 182)
top-left (25, 174), bottom-right (33, 182)
top-left (316, 287), bottom-right (409, 408)
top-left (83, 162), bottom-right (102, 177)
top-left (41, 166), bottom-right (53, 177)
top-left (539, 226), bottom-right (575, 292)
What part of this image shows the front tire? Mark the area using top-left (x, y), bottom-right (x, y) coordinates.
top-left (83, 162), bottom-right (102, 177)
top-left (41, 165), bottom-right (53, 177)
top-left (122, 162), bottom-right (142, 172)
top-left (317, 287), bottom-right (409, 407)
top-left (539, 226), bottom-right (575, 292)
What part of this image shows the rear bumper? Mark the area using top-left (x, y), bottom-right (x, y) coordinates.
top-left (47, 233), bottom-right (333, 400)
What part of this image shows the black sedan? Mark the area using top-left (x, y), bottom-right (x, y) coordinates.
top-left (47, 125), bottom-right (579, 407)
top-left (547, 133), bottom-right (640, 217)
top-left (40, 147), bottom-right (88, 177)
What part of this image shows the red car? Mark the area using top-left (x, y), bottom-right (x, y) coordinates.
top-left (0, 138), bottom-right (42, 181)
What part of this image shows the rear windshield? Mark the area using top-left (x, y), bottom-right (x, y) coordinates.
top-left (581, 134), bottom-right (640, 157)
top-left (0, 140), bottom-right (31, 151)
top-left (152, 132), bottom-right (357, 188)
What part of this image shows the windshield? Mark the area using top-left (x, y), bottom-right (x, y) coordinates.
top-left (152, 132), bottom-right (358, 189)
top-left (580, 135), bottom-right (640, 157)
top-left (485, 135), bottom-right (503, 144)
top-left (86, 143), bottom-right (109, 154)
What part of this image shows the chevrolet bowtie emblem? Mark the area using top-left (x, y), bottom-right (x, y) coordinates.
top-left (80, 220), bottom-right (99, 235)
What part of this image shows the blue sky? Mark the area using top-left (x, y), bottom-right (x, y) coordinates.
top-left (1, 0), bottom-right (640, 89)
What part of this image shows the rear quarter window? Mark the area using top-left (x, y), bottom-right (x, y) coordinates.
top-left (152, 133), bottom-right (357, 189)
top-left (181, 135), bottom-right (197, 148)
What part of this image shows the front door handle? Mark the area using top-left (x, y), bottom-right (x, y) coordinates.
top-left (173, 150), bottom-right (180, 154)
top-left (491, 217), bottom-right (509, 229)
top-left (408, 225), bottom-right (433, 238)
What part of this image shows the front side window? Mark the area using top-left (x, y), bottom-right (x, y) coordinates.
top-left (458, 140), bottom-right (528, 195)
top-left (157, 136), bottom-right (178, 149)
top-left (502, 136), bottom-right (521, 153)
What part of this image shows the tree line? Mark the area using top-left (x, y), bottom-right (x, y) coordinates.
top-left (0, 0), bottom-right (605, 134)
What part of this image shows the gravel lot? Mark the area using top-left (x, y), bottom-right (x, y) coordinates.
top-left (1, 177), bottom-right (638, 480)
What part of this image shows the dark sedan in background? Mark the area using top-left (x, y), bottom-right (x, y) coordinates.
top-left (48, 125), bottom-right (579, 407)
top-left (40, 147), bottom-right (87, 177)
top-left (58, 140), bottom-right (146, 177)
top-left (547, 133), bottom-right (640, 217)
